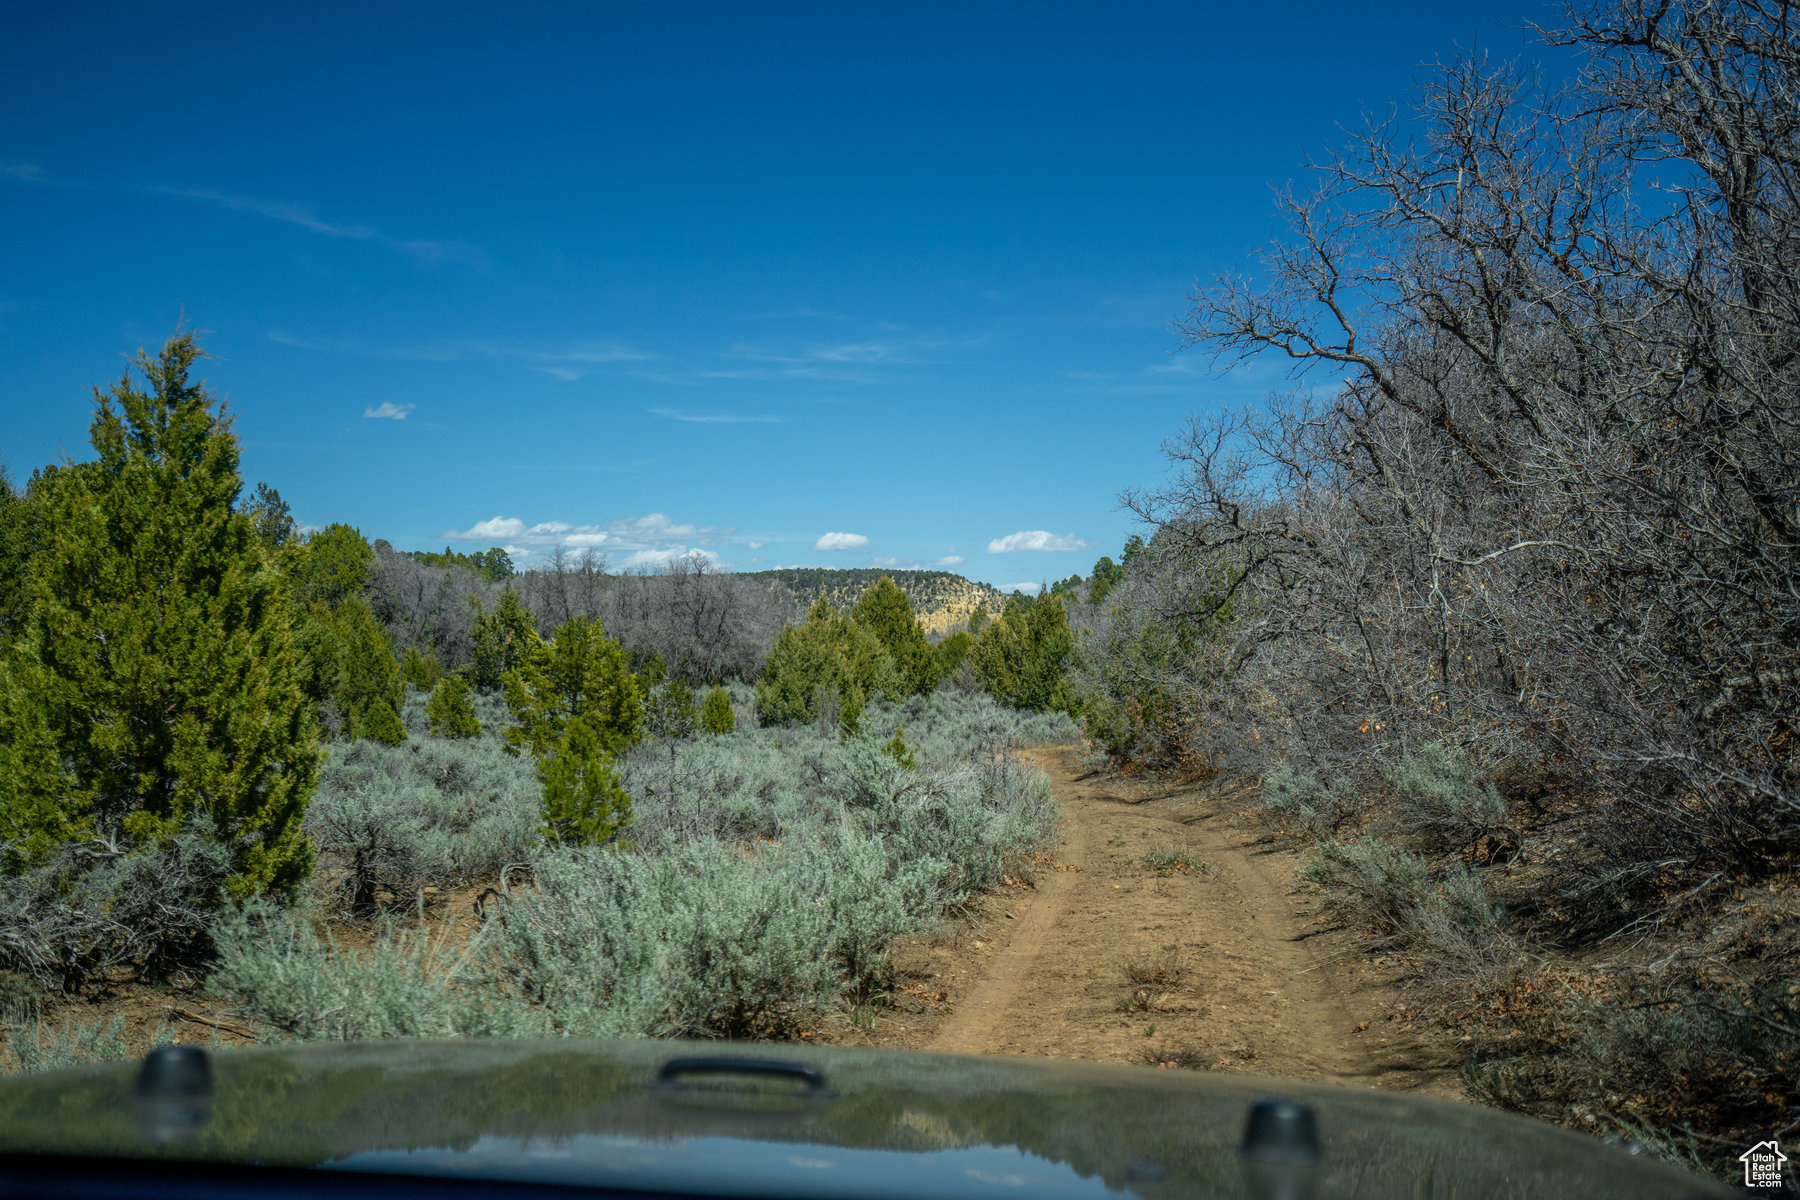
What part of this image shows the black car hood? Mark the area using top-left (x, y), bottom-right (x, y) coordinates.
top-left (0, 1038), bottom-right (1728, 1199)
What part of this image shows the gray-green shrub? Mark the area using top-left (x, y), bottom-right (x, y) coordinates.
top-left (1383, 743), bottom-right (1512, 850)
top-left (2, 1010), bottom-right (126, 1075)
top-left (1301, 836), bottom-right (1433, 936)
top-left (1303, 836), bottom-right (1505, 964)
top-left (306, 699), bottom-right (538, 911)
top-left (209, 902), bottom-right (541, 1042)
top-left (1260, 764), bottom-right (1364, 837)
top-left (217, 690), bottom-right (1066, 1041)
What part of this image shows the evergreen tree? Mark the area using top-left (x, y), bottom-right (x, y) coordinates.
top-left (401, 644), bottom-right (443, 691)
top-left (851, 576), bottom-right (940, 696)
top-left (331, 596), bottom-right (405, 742)
top-left (0, 335), bottom-right (319, 895)
top-left (973, 593), bottom-right (1075, 713)
top-left (502, 616), bottom-right (642, 758)
top-left (470, 589), bottom-right (539, 691)
top-left (755, 600), bottom-right (900, 732)
top-left (936, 630), bottom-right (976, 677)
top-left (700, 685), bottom-right (736, 734)
top-left (881, 725), bottom-right (918, 770)
top-left (0, 469), bottom-right (36, 643)
top-left (1088, 554), bottom-right (1125, 606)
top-left (296, 523), bottom-right (373, 608)
top-left (425, 672), bottom-right (482, 738)
top-left (536, 714), bottom-right (632, 846)
top-left (242, 482), bottom-right (297, 551)
top-left (359, 699), bottom-right (407, 746)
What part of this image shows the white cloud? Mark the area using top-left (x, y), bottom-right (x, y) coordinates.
top-left (440, 512), bottom-right (727, 568)
top-left (363, 402), bottom-right (414, 420)
top-left (986, 530), bottom-right (1090, 554)
top-left (814, 532), bottom-right (870, 551)
top-left (747, 541), bottom-right (764, 549)
top-left (872, 556), bottom-right (903, 567)
top-left (447, 516), bottom-right (526, 540)
top-left (616, 546), bottom-right (721, 571)
top-left (618, 513), bottom-right (700, 539)
top-left (993, 582), bottom-right (1044, 595)
top-left (936, 554), bottom-right (965, 566)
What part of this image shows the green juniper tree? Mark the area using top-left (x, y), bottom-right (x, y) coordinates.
top-left (424, 672), bottom-right (482, 738)
top-left (470, 589), bottom-right (539, 692)
top-left (241, 482), bottom-right (298, 552)
top-left (536, 714), bottom-right (633, 846)
top-left (504, 616), bottom-right (642, 845)
top-left (700, 685), bottom-right (736, 734)
top-left (973, 592), bottom-right (1075, 713)
top-left (755, 600), bottom-right (900, 733)
top-left (0, 334), bottom-right (320, 895)
top-left (502, 616), bottom-right (643, 759)
top-left (330, 595), bottom-right (405, 743)
top-left (935, 630), bottom-right (976, 678)
top-left (401, 644), bottom-right (443, 691)
top-left (295, 523), bottom-right (374, 609)
top-left (850, 576), bottom-right (940, 696)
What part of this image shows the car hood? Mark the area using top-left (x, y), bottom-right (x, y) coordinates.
top-left (0, 1038), bottom-right (1727, 1199)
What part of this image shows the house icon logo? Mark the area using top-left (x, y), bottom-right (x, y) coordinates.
top-left (1741, 1139), bottom-right (1787, 1189)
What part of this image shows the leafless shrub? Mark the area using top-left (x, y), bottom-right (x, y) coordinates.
top-left (1134, 0), bottom-right (1798, 918)
top-left (0, 826), bottom-right (231, 991)
top-left (1083, 0), bottom-right (1795, 1164)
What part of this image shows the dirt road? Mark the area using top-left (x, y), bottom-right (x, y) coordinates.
top-left (833, 747), bottom-right (1457, 1094)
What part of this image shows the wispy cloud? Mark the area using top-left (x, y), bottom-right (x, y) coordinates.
top-left (814, 531), bottom-right (870, 551)
top-left (2, 163), bottom-right (479, 264)
top-left (729, 342), bottom-right (914, 366)
top-left (271, 331), bottom-right (652, 378)
top-left (2, 162), bottom-right (62, 186)
top-left (631, 332), bottom-right (978, 388)
top-left (991, 581), bottom-right (1045, 595)
top-left (649, 407), bottom-right (784, 424)
top-left (1146, 357), bottom-right (1199, 375)
top-left (987, 530), bottom-right (1090, 554)
top-left (936, 554), bottom-right (965, 566)
top-left (148, 186), bottom-right (382, 240)
top-left (363, 402), bottom-right (414, 420)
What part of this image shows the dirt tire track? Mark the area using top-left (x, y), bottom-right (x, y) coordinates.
top-left (931, 762), bottom-right (1091, 1056)
top-left (919, 747), bottom-right (1457, 1093)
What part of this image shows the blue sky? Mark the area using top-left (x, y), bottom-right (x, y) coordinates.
top-left (2, 1), bottom-right (1558, 592)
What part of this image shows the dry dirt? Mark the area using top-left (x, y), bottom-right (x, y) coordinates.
top-left (820, 746), bottom-right (1464, 1096)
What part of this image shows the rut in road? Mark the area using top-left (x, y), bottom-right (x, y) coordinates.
top-left (927, 747), bottom-right (1453, 1091)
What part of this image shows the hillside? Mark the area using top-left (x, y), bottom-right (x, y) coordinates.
top-left (742, 568), bottom-right (1010, 636)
